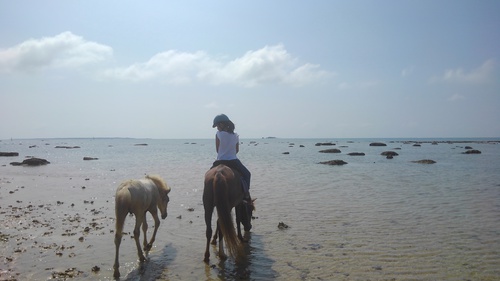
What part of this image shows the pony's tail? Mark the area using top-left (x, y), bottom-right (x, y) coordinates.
top-left (214, 171), bottom-right (240, 258)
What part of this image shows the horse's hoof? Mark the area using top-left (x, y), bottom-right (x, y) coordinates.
top-left (113, 271), bottom-right (120, 278)
top-left (211, 240), bottom-right (217, 245)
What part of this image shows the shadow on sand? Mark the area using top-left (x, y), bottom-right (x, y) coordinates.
top-left (122, 243), bottom-right (177, 281)
top-left (206, 232), bottom-right (277, 280)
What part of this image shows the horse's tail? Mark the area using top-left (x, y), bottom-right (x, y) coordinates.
top-left (114, 187), bottom-right (130, 238)
top-left (214, 170), bottom-right (240, 258)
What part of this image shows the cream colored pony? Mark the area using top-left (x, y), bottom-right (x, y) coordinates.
top-left (113, 175), bottom-right (171, 278)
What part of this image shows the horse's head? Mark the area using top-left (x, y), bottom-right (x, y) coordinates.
top-left (241, 199), bottom-right (256, 232)
top-left (160, 192), bottom-right (170, 219)
top-left (147, 175), bottom-right (171, 220)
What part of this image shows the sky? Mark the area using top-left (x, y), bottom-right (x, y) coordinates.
top-left (1, 1), bottom-right (499, 139)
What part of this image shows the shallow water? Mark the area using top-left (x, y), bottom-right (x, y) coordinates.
top-left (1, 138), bottom-right (499, 280)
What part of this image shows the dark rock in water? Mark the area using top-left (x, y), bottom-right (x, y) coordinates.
top-left (347, 152), bottom-right (365, 156)
top-left (413, 144), bottom-right (421, 147)
top-left (386, 155), bottom-right (393, 159)
top-left (381, 151), bottom-right (399, 157)
top-left (319, 160), bottom-right (347, 165)
top-left (10, 157), bottom-right (50, 166)
top-left (411, 159), bottom-right (436, 164)
top-left (134, 143), bottom-right (148, 146)
top-left (463, 149), bottom-right (481, 154)
top-left (55, 146), bottom-right (80, 149)
top-left (0, 152), bottom-right (19, 157)
top-left (465, 146), bottom-right (473, 149)
top-left (370, 142), bottom-right (387, 146)
top-left (319, 148), bottom-right (341, 153)
top-left (315, 142), bottom-right (335, 146)
top-left (83, 157), bottom-right (98, 160)
top-left (278, 222), bottom-right (289, 229)
top-left (282, 152), bottom-right (290, 155)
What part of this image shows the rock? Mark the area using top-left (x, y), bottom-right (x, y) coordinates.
top-left (278, 222), bottom-right (289, 229)
top-left (55, 146), bottom-right (80, 149)
top-left (83, 157), bottom-right (98, 160)
top-left (315, 142), bottom-right (335, 146)
top-left (411, 159), bottom-right (436, 164)
top-left (463, 150), bottom-right (481, 154)
top-left (319, 160), bottom-right (348, 165)
top-left (319, 148), bottom-right (341, 153)
top-left (465, 146), bottom-right (473, 149)
top-left (134, 143), bottom-right (148, 146)
top-left (381, 151), bottom-right (399, 157)
top-left (347, 152), bottom-right (365, 156)
top-left (10, 157), bottom-right (50, 166)
top-left (369, 142), bottom-right (387, 146)
top-left (282, 152), bottom-right (290, 154)
top-left (0, 152), bottom-right (19, 156)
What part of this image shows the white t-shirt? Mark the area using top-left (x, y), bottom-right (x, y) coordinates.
top-left (216, 131), bottom-right (239, 160)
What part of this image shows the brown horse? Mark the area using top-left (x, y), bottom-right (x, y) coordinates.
top-left (113, 175), bottom-right (171, 278)
top-left (203, 164), bottom-right (253, 262)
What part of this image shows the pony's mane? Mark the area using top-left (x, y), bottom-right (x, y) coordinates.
top-left (146, 175), bottom-right (171, 193)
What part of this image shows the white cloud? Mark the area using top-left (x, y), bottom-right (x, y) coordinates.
top-left (448, 94), bottom-right (465, 101)
top-left (104, 44), bottom-right (333, 87)
top-left (0, 32), bottom-right (112, 73)
top-left (431, 59), bottom-right (495, 84)
top-left (204, 102), bottom-right (219, 108)
top-left (401, 66), bottom-right (414, 77)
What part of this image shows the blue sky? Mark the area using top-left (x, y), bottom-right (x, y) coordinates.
top-left (1, 1), bottom-right (499, 139)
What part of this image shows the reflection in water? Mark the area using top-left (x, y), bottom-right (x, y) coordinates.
top-left (204, 232), bottom-right (278, 280)
top-left (123, 243), bottom-right (176, 281)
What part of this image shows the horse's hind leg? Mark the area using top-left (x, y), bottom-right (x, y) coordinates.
top-left (217, 218), bottom-right (227, 260)
top-left (204, 205), bottom-right (214, 262)
top-left (113, 210), bottom-right (127, 278)
top-left (211, 223), bottom-right (219, 245)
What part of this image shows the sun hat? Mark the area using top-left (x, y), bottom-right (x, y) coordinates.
top-left (212, 114), bottom-right (231, 127)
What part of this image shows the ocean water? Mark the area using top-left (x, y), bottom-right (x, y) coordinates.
top-left (0, 138), bottom-right (499, 280)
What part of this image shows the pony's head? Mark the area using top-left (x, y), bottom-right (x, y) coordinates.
top-left (146, 175), bottom-right (171, 219)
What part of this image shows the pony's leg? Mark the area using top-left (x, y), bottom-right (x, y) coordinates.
top-left (204, 205), bottom-right (214, 262)
top-left (133, 214), bottom-right (147, 262)
top-left (141, 214), bottom-right (149, 251)
top-left (145, 210), bottom-right (161, 251)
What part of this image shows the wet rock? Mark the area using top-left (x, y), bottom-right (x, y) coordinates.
top-left (319, 160), bottom-right (347, 165)
top-left (0, 152), bottom-right (19, 156)
top-left (411, 159), bottom-right (436, 164)
top-left (315, 142), bottom-right (336, 146)
top-left (381, 151), bottom-right (399, 157)
top-left (319, 148), bottom-right (341, 153)
top-left (369, 142), bottom-right (387, 146)
top-left (278, 222), bottom-right (289, 229)
top-left (347, 152), bottom-right (365, 156)
top-left (134, 143), bottom-right (148, 146)
top-left (10, 157), bottom-right (50, 166)
top-left (282, 152), bottom-right (290, 154)
top-left (463, 149), bottom-right (481, 154)
top-left (83, 157), bottom-right (98, 160)
top-left (55, 146), bottom-right (80, 149)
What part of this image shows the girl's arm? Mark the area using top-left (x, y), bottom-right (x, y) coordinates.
top-left (236, 142), bottom-right (239, 154)
top-left (215, 135), bottom-right (220, 153)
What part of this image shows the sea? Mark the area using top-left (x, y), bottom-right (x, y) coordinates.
top-left (0, 137), bottom-right (499, 281)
